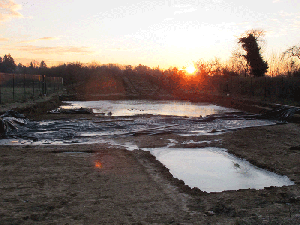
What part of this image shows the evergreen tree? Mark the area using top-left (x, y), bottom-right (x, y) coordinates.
top-left (1, 54), bottom-right (16, 73)
top-left (238, 30), bottom-right (268, 77)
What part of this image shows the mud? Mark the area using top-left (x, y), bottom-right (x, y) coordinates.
top-left (0, 144), bottom-right (204, 224)
top-left (1, 97), bottom-right (300, 224)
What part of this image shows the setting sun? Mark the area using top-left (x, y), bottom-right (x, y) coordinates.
top-left (186, 65), bottom-right (196, 74)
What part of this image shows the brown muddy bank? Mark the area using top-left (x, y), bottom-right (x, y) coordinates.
top-left (0, 95), bottom-right (64, 120)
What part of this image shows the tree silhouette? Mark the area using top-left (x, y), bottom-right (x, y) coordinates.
top-left (16, 63), bottom-right (27, 74)
top-left (238, 30), bottom-right (268, 77)
top-left (40, 60), bottom-right (47, 69)
top-left (1, 54), bottom-right (16, 73)
top-left (283, 46), bottom-right (300, 60)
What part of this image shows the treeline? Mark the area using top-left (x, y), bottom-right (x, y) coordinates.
top-left (1, 53), bottom-right (300, 97)
top-left (0, 29), bottom-right (299, 103)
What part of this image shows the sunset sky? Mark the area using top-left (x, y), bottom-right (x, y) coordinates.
top-left (0, 0), bottom-right (299, 69)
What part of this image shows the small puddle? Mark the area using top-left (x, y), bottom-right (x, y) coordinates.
top-left (143, 147), bottom-right (294, 192)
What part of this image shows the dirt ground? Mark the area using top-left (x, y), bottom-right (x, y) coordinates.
top-left (1, 98), bottom-right (300, 224)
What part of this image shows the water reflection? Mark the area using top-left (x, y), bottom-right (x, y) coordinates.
top-left (1, 100), bottom-right (292, 192)
top-left (0, 101), bottom-right (276, 145)
top-left (94, 161), bottom-right (102, 169)
top-left (144, 147), bottom-right (294, 192)
top-left (61, 100), bottom-right (237, 117)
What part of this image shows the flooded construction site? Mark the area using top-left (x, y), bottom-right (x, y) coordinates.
top-left (0, 100), bottom-right (295, 193)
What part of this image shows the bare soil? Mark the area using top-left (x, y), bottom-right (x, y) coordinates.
top-left (1, 97), bottom-right (300, 224)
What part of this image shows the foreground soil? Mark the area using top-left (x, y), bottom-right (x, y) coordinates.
top-left (0, 144), bottom-right (199, 224)
top-left (1, 97), bottom-right (300, 224)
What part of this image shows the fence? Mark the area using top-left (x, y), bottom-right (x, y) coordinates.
top-left (207, 76), bottom-right (300, 103)
top-left (0, 73), bottom-right (63, 104)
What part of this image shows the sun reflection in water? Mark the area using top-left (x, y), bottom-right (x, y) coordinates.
top-left (94, 161), bottom-right (102, 169)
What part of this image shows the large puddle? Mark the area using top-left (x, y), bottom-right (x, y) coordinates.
top-left (145, 147), bottom-right (294, 192)
top-left (1, 100), bottom-right (276, 145)
top-left (0, 100), bottom-right (294, 192)
top-left (61, 100), bottom-right (237, 117)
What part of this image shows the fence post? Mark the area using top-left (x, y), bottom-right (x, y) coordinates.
top-left (230, 76), bottom-right (233, 94)
top-left (24, 74), bottom-right (26, 100)
top-left (250, 77), bottom-right (252, 96)
top-left (44, 75), bottom-right (47, 96)
top-left (264, 77), bottom-right (267, 98)
top-left (281, 76), bottom-right (284, 100)
top-left (0, 74), bottom-right (1, 104)
top-left (13, 74), bottom-right (15, 101)
top-left (32, 76), bottom-right (35, 100)
top-left (42, 75), bottom-right (45, 96)
top-left (38, 75), bottom-right (41, 96)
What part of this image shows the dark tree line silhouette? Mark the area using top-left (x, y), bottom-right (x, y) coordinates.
top-left (0, 29), bottom-right (299, 100)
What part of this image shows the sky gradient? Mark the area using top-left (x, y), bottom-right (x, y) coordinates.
top-left (0, 0), bottom-right (299, 69)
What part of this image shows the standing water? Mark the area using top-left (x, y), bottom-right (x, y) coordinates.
top-left (144, 147), bottom-right (294, 192)
top-left (61, 100), bottom-right (237, 117)
top-left (0, 100), bottom-right (294, 192)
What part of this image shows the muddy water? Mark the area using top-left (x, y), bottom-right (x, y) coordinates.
top-left (144, 147), bottom-right (294, 192)
top-left (61, 100), bottom-right (237, 117)
top-left (1, 100), bottom-right (293, 192)
top-left (1, 100), bottom-right (275, 145)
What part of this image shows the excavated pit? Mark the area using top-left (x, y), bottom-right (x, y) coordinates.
top-left (0, 100), bottom-right (295, 193)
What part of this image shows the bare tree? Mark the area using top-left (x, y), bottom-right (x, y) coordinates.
top-left (40, 60), bottom-right (47, 69)
top-left (283, 46), bottom-right (300, 60)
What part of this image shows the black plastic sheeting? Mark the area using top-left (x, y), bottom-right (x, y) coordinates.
top-left (0, 109), bottom-right (282, 145)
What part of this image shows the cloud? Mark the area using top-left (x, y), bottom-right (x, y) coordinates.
top-left (279, 11), bottom-right (295, 18)
top-left (291, 19), bottom-right (300, 30)
top-left (0, 0), bottom-right (23, 22)
top-left (174, 4), bottom-right (192, 8)
top-left (174, 7), bottom-right (197, 15)
top-left (19, 37), bottom-right (59, 43)
top-left (38, 37), bottom-right (58, 41)
top-left (8, 45), bottom-right (95, 55)
top-left (164, 17), bottom-right (174, 21)
top-left (109, 47), bottom-right (139, 51)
